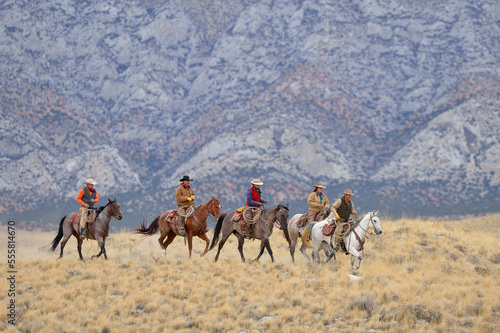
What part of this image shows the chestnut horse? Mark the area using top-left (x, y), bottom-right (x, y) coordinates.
top-left (134, 196), bottom-right (221, 258)
top-left (50, 199), bottom-right (123, 260)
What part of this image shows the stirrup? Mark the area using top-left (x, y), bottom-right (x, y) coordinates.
top-left (178, 228), bottom-right (186, 236)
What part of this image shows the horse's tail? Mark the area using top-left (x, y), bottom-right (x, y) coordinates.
top-left (50, 216), bottom-right (66, 251)
top-left (134, 216), bottom-right (160, 236)
top-left (209, 213), bottom-right (227, 251)
top-left (301, 222), bottom-right (316, 249)
top-left (282, 218), bottom-right (292, 248)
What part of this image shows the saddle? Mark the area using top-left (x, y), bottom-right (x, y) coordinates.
top-left (322, 223), bottom-right (335, 236)
top-left (165, 210), bottom-right (184, 235)
top-left (296, 214), bottom-right (308, 228)
top-left (232, 207), bottom-right (255, 239)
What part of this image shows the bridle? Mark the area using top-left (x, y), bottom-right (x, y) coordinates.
top-left (193, 198), bottom-right (221, 223)
top-left (357, 213), bottom-right (377, 235)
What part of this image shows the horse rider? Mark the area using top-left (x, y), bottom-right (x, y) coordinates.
top-left (304, 182), bottom-right (330, 225)
top-left (175, 175), bottom-right (195, 236)
top-left (76, 178), bottom-right (99, 239)
top-left (245, 178), bottom-right (267, 221)
top-left (329, 189), bottom-right (357, 249)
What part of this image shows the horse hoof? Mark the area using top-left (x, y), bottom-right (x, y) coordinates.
top-left (91, 255), bottom-right (96, 260)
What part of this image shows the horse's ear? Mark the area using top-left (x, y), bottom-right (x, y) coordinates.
top-left (108, 198), bottom-right (112, 203)
top-left (375, 210), bottom-right (379, 216)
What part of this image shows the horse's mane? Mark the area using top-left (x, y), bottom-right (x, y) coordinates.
top-left (276, 203), bottom-right (289, 211)
top-left (95, 199), bottom-right (115, 218)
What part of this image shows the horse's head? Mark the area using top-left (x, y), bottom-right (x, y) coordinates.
top-left (209, 196), bottom-right (222, 219)
top-left (276, 204), bottom-right (289, 228)
top-left (107, 198), bottom-right (123, 220)
top-left (369, 210), bottom-right (382, 235)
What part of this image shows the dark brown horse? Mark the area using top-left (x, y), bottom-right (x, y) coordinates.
top-left (134, 196), bottom-right (221, 258)
top-left (50, 199), bottom-right (123, 260)
top-left (209, 204), bottom-right (289, 262)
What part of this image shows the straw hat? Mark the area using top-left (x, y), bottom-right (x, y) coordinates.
top-left (251, 178), bottom-right (264, 186)
top-left (313, 182), bottom-right (326, 189)
top-left (344, 189), bottom-right (354, 196)
top-left (83, 178), bottom-right (97, 185)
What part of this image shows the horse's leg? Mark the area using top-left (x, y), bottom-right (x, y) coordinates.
top-left (264, 238), bottom-right (274, 263)
top-left (253, 241), bottom-right (266, 262)
top-left (299, 243), bottom-right (311, 262)
top-left (162, 231), bottom-right (177, 257)
top-left (214, 229), bottom-right (232, 262)
top-left (59, 233), bottom-right (72, 259)
top-left (92, 235), bottom-right (107, 260)
top-left (312, 242), bottom-right (321, 264)
top-left (158, 230), bottom-right (168, 255)
top-left (349, 248), bottom-right (362, 270)
top-left (289, 234), bottom-right (297, 263)
top-left (76, 237), bottom-right (84, 260)
top-left (198, 233), bottom-right (210, 257)
top-left (187, 234), bottom-right (193, 258)
top-left (234, 232), bottom-right (246, 262)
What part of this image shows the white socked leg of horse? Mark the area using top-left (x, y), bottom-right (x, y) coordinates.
top-left (349, 247), bottom-right (363, 271)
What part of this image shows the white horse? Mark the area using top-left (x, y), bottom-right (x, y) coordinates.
top-left (283, 213), bottom-right (334, 263)
top-left (301, 211), bottom-right (383, 271)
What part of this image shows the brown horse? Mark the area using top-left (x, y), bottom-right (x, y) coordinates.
top-left (134, 196), bottom-right (221, 258)
top-left (50, 199), bottom-right (123, 260)
top-left (209, 204), bottom-right (289, 262)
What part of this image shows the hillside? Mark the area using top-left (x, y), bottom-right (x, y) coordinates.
top-left (1, 0), bottom-right (499, 228)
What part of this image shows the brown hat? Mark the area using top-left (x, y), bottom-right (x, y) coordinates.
top-left (313, 183), bottom-right (326, 189)
top-left (83, 178), bottom-right (97, 185)
top-left (251, 178), bottom-right (263, 186)
top-left (344, 189), bottom-right (354, 196)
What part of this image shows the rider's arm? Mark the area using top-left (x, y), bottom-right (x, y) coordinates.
top-left (323, 195), bottom-right (330, 208)
top-left (176, 187), bottom-right (190, 203)
top-left (307, 193), bottom-right (322, 209)
top-left (94, 192), bottom-right (99, 203)
top-left (247, 189), bottom-right (259, 206)
top-left (330, 199), bottom-right (341, 215)
top-left (76, 189), bottom-right (86, 206)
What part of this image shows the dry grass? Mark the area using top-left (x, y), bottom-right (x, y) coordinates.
top-left (1, 214), bottom-right (499, 332)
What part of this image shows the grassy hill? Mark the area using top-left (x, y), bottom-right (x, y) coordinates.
top-left (1, 214), bottom-right (499, 332)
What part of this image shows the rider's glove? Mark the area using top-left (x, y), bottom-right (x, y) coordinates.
top-left (335, 213), bottom-right (340, 220)
top-left (352, 210), bottom-right (357, 215)
top-left (260, 200), bottom-right (267, 204)
top-left (191, 195), bottom-right (196, 200)
top-left (186, 197), bottom-right (192, 201)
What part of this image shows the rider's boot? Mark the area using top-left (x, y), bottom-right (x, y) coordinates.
top-left (80, 227), bottom-right (86, 239)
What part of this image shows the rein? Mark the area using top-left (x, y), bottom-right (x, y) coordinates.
top-left (345, 214), bottom-right (374, 251)
top-left (191, 200), bottom-right (220, 225)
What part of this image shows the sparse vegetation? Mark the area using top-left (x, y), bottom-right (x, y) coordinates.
top-left (1, 214), bottom-right (499, 332)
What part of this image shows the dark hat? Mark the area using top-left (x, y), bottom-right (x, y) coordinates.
top-left (179, 175), bottom-right (193, 182)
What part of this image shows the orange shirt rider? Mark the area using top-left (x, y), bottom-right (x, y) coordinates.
top-left (77, 178), bottom-right (99, 237)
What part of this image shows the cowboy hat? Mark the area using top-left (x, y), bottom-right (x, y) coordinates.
top-left (83, 178), bottom-right (97, 185)
top-left (344, 189), bottom-right (354, 196)
top-left (179, 175), bottom-right (193, 182)
top-left (251, 178), bottom-right (264, 186)
top-left (313, 182), bottom-right (326, 188)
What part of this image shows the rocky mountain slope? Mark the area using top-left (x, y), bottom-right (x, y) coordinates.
top-left (1, 0), bottom-right (499, 228)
